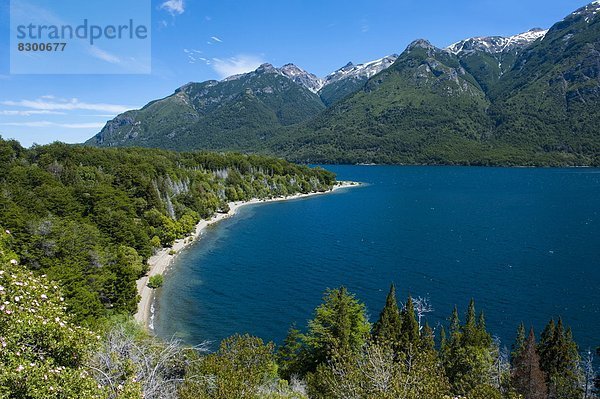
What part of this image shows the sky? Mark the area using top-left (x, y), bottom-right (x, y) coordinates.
top-left (0, 0), bottom-right (593, 147)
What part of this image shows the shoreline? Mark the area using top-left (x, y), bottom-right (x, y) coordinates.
top-left (134, 180), bottom-right (360, 328)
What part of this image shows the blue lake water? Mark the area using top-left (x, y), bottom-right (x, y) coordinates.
top-left (155, 166), bottom-right (600, 352)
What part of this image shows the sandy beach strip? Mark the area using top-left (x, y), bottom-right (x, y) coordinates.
top-left (134, 181), bottom-right (360, 328)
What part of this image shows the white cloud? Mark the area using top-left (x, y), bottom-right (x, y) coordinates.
top-left (160, 0), bottom-right (185, 15)
top-left (0, 121), bottom-right (106, 129)
top-left (0, 110), bottom-right (65, 116)
top-left (211, 36), bottom-right (223, 43)
top-left (211, 55), bottom-right (265, 79)
top-left (88, 47), bottom-right (122, 64)
top-left (184, 48), bottom-right (203, 64)
top-left (1, 97), bottom-right (135, 114)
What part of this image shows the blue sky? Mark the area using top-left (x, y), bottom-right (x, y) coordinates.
top-left (0, 0), bottom-right (593, 147)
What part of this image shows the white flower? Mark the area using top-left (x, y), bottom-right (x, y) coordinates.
top-left (14, 296), bottom-right (20, 302)
top-left (16, 365), bottom-right (24, 372)
top-left (0, 286), bottom-right (3, 291)
top-left (9, 259), bottom-right (17, 265)
top-left (40, 294), bottom-right (47, 300)
top-left (4, 230), bottom-right (10, 235)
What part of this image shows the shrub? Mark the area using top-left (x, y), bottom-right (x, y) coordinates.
top-left (147, 275), bottom-right (164, 289)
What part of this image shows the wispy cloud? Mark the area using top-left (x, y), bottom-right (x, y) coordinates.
top-left (360, 18), bottom-right (370, 33)
top-left (160, 0), bottom-right (185, 15)
top-left (88, 47), bottom-right (122, 64)
top-left (211, 36), bottom-right (223, 43)
top-left (1, 97), bottom-right (135, 114)
top-left (0, 121), bottom-right (106, 129)
top-left (184, 48), bottom-right (204, 64)
top-left (0, 110), bottom-right (65, 116)
top-left (211, 55), bottom-right (265, 79)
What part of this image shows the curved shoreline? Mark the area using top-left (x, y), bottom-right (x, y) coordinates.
top-left (134, 181), bottom-right (360, 328)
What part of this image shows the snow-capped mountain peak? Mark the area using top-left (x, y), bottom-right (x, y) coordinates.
top-left (446, 28), bottom-right (548, 55)
top-left (278, 64), bottom-right (325, 93)
top-left (323, 54), bottom-right (398, 87)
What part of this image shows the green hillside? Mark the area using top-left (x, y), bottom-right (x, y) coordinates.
top-left (87, 2), bottom-right (600, 166)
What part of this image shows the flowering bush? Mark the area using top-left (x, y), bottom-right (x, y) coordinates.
top-left (0, 229), bottom-right (104, 398)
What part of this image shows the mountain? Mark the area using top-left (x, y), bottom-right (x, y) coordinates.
top-left (87, 2), bottom-right (600, 166)
top-left (447, 29), bottom-right (548, 94)
top-left (447, 28), bottom-right (548, 55)
top-left (279, 63), bottom-right (324, 93)
top-left (319, 55), bottom-right (398, 106)
top-left (488, 0), bottom-right (600, 155)
top-left (274, 39), bottom-right (493, 164)
top-left (87, 63), bottom-right (326, 151)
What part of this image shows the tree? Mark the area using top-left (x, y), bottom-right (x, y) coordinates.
top-left (277, 325), bottom-right (306, 380)
top-left (372, 283), bottom-right (402, 345)
top-left (512, 327), bottom-right (547, 399)
top-left (582, 349), bottom-right (597, 399)
top-left (538, 318), bottom-right (583, 399)
top-left (303, 287), bottom-right (371, 372)
top-left (147, 274), bottom-right (164, 289)
top-left (442, 300), bottom-right (497, 397)
top-left (512, 322), bottom-right (526, 361)
top-left (180, 334), bottom-right (306, 399)
top-left (309, 340), bottom-right (449, 399)
top-left (400, 295), bottom-right (420, 351)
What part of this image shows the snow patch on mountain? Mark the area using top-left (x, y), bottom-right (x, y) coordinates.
top-left (446, 28), bottom-right (548, 55)
top-left (572, 0), bottom-right (600, 23)
top-left (279, 64), bottom-right (324, 93)
top-left (323, 55), bottom-right (398, 87)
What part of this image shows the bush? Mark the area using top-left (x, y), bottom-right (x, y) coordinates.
top-left (147, 275), bottom-right (164, 289)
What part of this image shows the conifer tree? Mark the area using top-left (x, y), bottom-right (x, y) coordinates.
top-left (443, 300), bottom-right (496, 396)
top-left (400, 295), bottom-right (420, 350)
top-left (512, 327), bottom-right (547, 399)
top-left (303, 287), bottom-right (371, 372)
top-left (512, 322), bottom-right (526, 361)
top-left (538, 318), bottom-right (583, 399)
top-left (421, 322), bottom-right (436, 351)
top-left (440, 326), bottom-right (448, 353)
top-left (277, 324), bottom-right (305, 379)
top-left (372, 283), bottom-right (402, 345)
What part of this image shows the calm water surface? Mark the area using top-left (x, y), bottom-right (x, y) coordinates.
top-left (155, 166), bottom-right (600, 351)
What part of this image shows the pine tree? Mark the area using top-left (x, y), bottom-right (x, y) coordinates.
top-left (277, 324), bottom-right (305, 379)
top-left (372, 283), bottom-right (402, 346)
top-left (440, 326), bottom-right (448, 353)
top-left (512, 327), bottom-right (547, 399)
top-left (400, 295), bottom-right (420, 350)
top-left (450, 305), bottom-right (461, 338)
top-left (421, 322), bottom-right (435, 351)
top-left (304, 286), bottom-right (371, 372)
top-left (443, 300), bottom-right (497, 396)
top-left (538, 318), bottom-right (583, 399)
top-left (512, 322), bottom-right (526, 361)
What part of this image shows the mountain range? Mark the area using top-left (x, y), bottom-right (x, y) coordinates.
top-left (87, 2), bottom-right (600, 166)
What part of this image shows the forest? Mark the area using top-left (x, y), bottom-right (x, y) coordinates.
top-left (0, 137), bottom-right (334, 324)
top-left (0, 137), bottom-right (598, 398)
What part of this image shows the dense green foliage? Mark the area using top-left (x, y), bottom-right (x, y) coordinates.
top-left (87, 3), bottom-right (600, 166)
top-left (0, 232), bottom-right (596, 399)
top-left (0, 138), bottom-right (335, 324)
top-left (276, 285), bottom-right (593, 399)
top-left (147, 274), bottom-right (164, 289)
top-left (180, 334), bottom-right (307, 399)
top-left (0, 230), bottom-right (102, 398)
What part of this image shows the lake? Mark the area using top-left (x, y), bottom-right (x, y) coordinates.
top-left (154, 166), bottom-right (600, 352)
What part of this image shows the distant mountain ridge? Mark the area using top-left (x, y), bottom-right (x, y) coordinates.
top-left (87, 2), bottom-right (600, 166)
